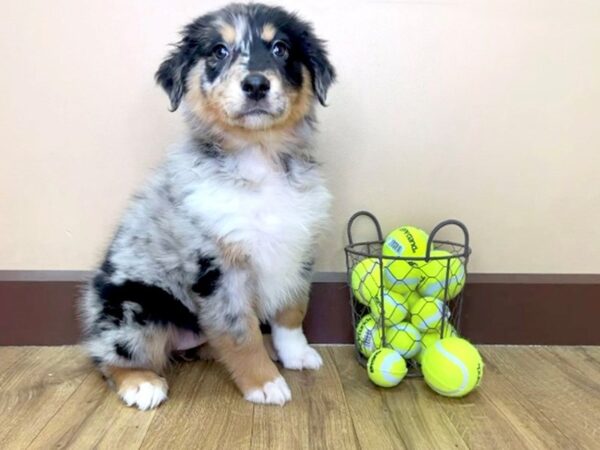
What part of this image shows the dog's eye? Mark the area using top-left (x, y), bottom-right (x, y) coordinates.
top-left (271, 41), bottom-right (289, 60)
top-left (212, 44), bottom-right (230, 60)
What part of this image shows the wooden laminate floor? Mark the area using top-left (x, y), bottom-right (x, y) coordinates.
top-left (0, 345), bottom-right (598, 449)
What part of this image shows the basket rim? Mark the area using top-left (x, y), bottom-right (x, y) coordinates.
top-left (345, 239), bottom-right (471, 260)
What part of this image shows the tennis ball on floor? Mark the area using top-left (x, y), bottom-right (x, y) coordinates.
top-left (355, 315), bottom-right (382, 357)
top-left (410, 297), bottom-right (450, 332)
top-left (382, 226), bottom-right (431, 260)
top-left (418, 250), bottom-right (466, 300)
top-left (413, 325), bottom-right (458, 364)
top-left (367, 348), bottom-right (408, 388)
top-left (382, 259), bottom-right (423, 294)
top-left (386, 322), bottom-right (422, 358)
top-left (369, 290), bottom-right (409, 326)
top-left (351, 258), bottom-right (383, 305)
top-left (421, 337), bottom-right (484, 397)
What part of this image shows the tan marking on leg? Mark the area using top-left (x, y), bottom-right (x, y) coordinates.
top-left (217, 238), bottom-right (250, 268)
top-left (209, 315), bottom-right (281, 394)
top-left (197, 343), bottom-right (217, 361)
top-left (261, 23), bottom-right (277, 41)
top-left (274, 303), bottom-right (307, 329)
top-left (198, 336), bottom-right (278, 362)
top-left (144, 328), bottom-right (171, 372)
top-left (262, 334), bottom-right (279, 361)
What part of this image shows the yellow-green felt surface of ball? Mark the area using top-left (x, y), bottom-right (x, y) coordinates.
top-left (404, 290), bottom-right (423, 313)
top-left (418, 250), bottom-right (466, 300)
top-left (367, 348), bottom-right (408, 388)
top-left (410, 296), bottom-right (450, 332)
top-left (382, 259), bottom-right (423, 294)
top-left (350, 258), bottom-right (381, 305)
top-left (351, 258), bottom-right (383, 306)
top-left (369, 290), bottom-right (409, 326)
top-left (382, 226), bottom-right (431, 260)
top-left (386, 322), bottom-right (422, 358)
top-left (421, 337), bottom-right (484, 397)
top-left (355, 315), bottom-right (382, 357)
top-left (414, 324), bottom-right (458, 364)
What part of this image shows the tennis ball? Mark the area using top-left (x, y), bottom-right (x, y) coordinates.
top-left (355, 315), bottom-right (382, 357)
top-left (386, 322), bottom-right (422, 358)
top-left (382, 259), bottom-right (423, 294)
top-left (369, 290), bottom-right (409, 326)
top-left (410, 297), bottom-right (450, 332)
top-left (382, 226), bottom-right (431, 260)
top-left (404, 290), bottom-right (423, 312)
top-left (367, 348), bottom-right (408, 388)
top-left (351, 258), bottom-right (383, 305)
top-left (421, 337), bottom-right (484, 397)
top-left (418, 250), bottom-right (466, 300)
top-left (413, 325), bottom-right (458, 364)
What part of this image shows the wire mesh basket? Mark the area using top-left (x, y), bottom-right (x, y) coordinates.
top-left (344, 211), bottom-right (471, 377)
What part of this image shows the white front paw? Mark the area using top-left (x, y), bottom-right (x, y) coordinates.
top-left (245, 376), bottom-right (291, 406)
top-left (118, 378), bottom-right (168, 411)
top-left (280, 345), bottom-right (323, 370)
top-left (272, 325), bottom-right (323, 371)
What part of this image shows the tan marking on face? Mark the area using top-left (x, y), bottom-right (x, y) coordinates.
top-left (104, 366), bottom-right (168, 397)
top-left (186, 59), bottom-right (247, 128)
top-left (274, 304), bottom-right (307, 329)
top-left (220, 23), bottom-right (236, 44)
top-left (261, 23), bottom-right (277, 41)
top-left (208, 315), bottom-right (281, 394)
top-left (185, 61), bottom-right (316, 152)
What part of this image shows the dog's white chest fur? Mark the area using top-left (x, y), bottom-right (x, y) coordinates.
top-left (182, 145), bottom-right (331, 316)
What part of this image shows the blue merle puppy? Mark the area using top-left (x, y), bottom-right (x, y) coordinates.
top-left (79, 3), bottom-right (335, 410)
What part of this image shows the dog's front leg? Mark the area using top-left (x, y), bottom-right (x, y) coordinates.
top-left (207, 313), bottom-right (290, 405)
top-left (271, 301), bottom-right (323, 371)
top-left (199, 265), bottom-right (290, 405)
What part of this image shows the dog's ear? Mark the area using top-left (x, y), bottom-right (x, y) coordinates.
top-left (301, 31), bottom-right (336, 106)
top-left (155, 41), bottom-right (195, 112)
top-left (156, 16), bottom-right (216, 111)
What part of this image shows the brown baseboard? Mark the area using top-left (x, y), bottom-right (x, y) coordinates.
top-left (0, 281), bottom-right (81, 346)
top-left (0, 273), bottom-right (599, 346)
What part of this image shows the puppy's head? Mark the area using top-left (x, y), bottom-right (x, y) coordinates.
top-left (156, 4), bottom-right (335, 134)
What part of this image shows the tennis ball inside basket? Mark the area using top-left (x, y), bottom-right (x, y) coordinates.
top-left (351, 258), bottom-right (382, 306)
top-left (382, 226), bottom-right (431, 260)
top-left (410, 296), bottom-right (450, 332)
top-left (386, 322), bottom-right (422, 358)
top-left (418, 250), bottom-right (466, 300)
top-left (404, 290), bottom-right (423, 312)
top-left (367, 348), bottom-right (408, 388)
top-left (421, 337), bottom-right (484, 397)
top-left (414, 324), bottom-right (458, 364)
top-left (369, 290), bottom-right (409, 326)
top-left (382, 259), bottom-right (423, 294)
top-left (355, 315), bottom-right (382, 357)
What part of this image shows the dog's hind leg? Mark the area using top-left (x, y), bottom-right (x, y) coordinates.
top-left (87, 326), bottom-right (172, 410)
top-left (102, 366), bottom-right (168, 411)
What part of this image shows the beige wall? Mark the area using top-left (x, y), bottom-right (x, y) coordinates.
top-left (1, 0), bottom-right (599, 273)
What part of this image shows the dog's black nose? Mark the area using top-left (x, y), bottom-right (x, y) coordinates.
top-left (241, 74), bottom-right (270, 101)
